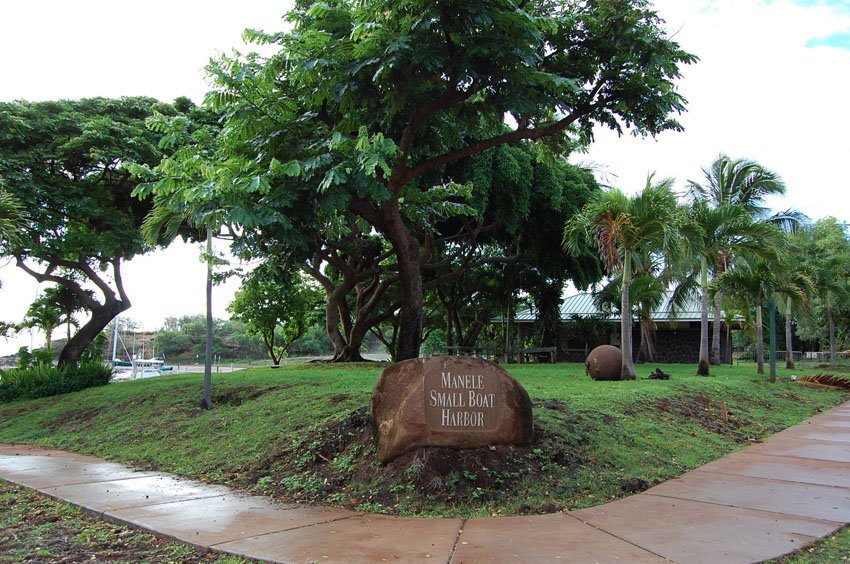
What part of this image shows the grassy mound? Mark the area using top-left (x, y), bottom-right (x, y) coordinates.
top-left (0, 362), bottom-right (845, 517)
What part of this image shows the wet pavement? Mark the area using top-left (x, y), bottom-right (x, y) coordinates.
top-left (2, 402), bottom-right (850, 563)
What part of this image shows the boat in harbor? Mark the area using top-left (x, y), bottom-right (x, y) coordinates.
top-left (111, 358), bottom-right (173, 381)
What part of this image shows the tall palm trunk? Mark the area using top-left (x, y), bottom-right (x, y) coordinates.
top-left (755, 303), bottom-right (765, 375)
top-left (711, 291), bottom-right (723, 365)
top-left (785, 296), bottom-right (795, 369)
top-left (698, 257), bottom-right (710, 376)
top-left (620, 256), bottom-right (636, 380)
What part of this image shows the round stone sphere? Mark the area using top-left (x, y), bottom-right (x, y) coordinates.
top-left (585, 345), bottom-right (623, 381)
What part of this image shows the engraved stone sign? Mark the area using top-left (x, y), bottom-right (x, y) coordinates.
top-left (371, 357), bottom-right (534, 463)
top-left (423, 369), bottom-right (499, 431)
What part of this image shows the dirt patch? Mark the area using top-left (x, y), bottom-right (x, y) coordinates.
top-left (114, 395), bottom-right (159, 410)
top-left (654, 394), bottom-right (751, 442)
top-left (540, 398), bottom-right (569, 412)
top-left (242, 405), bottom-right (588, 516)
top-left (42, 407), bottom-right (102, 433)
top-left (0, 404), bottom-right (40, 418)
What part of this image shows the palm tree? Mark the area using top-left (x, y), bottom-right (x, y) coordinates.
top-left (716, 247), bottom-right (807, 379)
top-left (564, 176), bottom-right (684, 379)
top-left (775, 214), bottom-right (810, 369)
top-left (687, 155), bottom-right (788, 365)
top-left (688, 154), bottom-right (786, 217)
top-left (673, 202), bottom-right (784, 375)
top-left (23, 296), bottom-right (62, 352)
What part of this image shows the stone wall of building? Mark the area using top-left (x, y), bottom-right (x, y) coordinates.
top-left (648, 328), bottom-right (702, 363)
top-left (527, 321), bottom-right (731, 365)
top-left (557, 326), bottom-right (723, 364)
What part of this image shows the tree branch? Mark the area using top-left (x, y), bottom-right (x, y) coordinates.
top-left (111, 256), bottom-right (130, 306)
top-left (423, 252), bottom-right (519, 290)
top-left (15, 257), bottom-right (103, 311)
top-left (406, 95), bottom-right (615, 182)
top-left (390, 83), bottom-right (486, 194)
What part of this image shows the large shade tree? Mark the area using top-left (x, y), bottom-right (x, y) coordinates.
top-left (0, 97), bottom-right (193, 365)
top-left (564, 177), bottom-right (685, 379)
top-left (203, 0), bottom-right (696, 360)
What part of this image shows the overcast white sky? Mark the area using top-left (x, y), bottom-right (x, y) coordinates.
top-left (1, 0), bottom-right (849, 354)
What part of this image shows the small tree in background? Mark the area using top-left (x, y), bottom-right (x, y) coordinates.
top-left (795, 218), bottom-right (850, 366)
top-left (22, 294), bottom-right (63, 352)
top-left (228, 264), bottom-right (323, 366)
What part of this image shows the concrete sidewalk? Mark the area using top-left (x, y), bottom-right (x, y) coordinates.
top-left (2, 403), bottom-right (850, 563)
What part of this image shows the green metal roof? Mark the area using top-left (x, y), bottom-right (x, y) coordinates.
top-left (510, 291), bottom-right (705, 323)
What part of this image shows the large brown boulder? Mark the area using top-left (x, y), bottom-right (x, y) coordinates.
top-left (585, 345), bottom-right (623, 381)
top-left (371, 357), bottom-right (534, 463)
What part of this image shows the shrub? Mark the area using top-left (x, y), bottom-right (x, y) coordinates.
top-left (0, 361), bottom-right (113, 402)
top-left (16, 346), bottom-right (53, 368)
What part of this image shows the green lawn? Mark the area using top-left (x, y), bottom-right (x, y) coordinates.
top-left (0, 361), bottom-right (846, 518)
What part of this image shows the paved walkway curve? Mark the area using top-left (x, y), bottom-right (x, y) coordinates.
top-left (2, 401), bottom-right (850, 563)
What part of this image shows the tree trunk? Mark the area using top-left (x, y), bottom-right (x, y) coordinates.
top-left (827, 297), bottom-right (837, 368)
top-left (332, 319), bottom-right (369, 362)
top-left (57, 302), bottom-right (128, 366)
top-left (201, 228), bottom-right (214, 410)
top-left (637, 319), bottom-right (655, 363)
top-left (620, 258), bottom-right (636, 380)
top-left (711, 291), bottom-right (723, 365)
top-left (324, 291), bottom-right (347, 359)
top-left (785, 297), bottom-right (795, 370)
top-left (263, 332), bottom-right (282, 366)
top-left (637, 319), bottom-right (647, 363)
top-left (698, 258), bottom-right (710, 376)
top-left (755, 304), bottom-right (765, 375)
top-left (381, 204), bottom-right (423, 361)
top-left (726, 323), bottom-right (733, 365)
